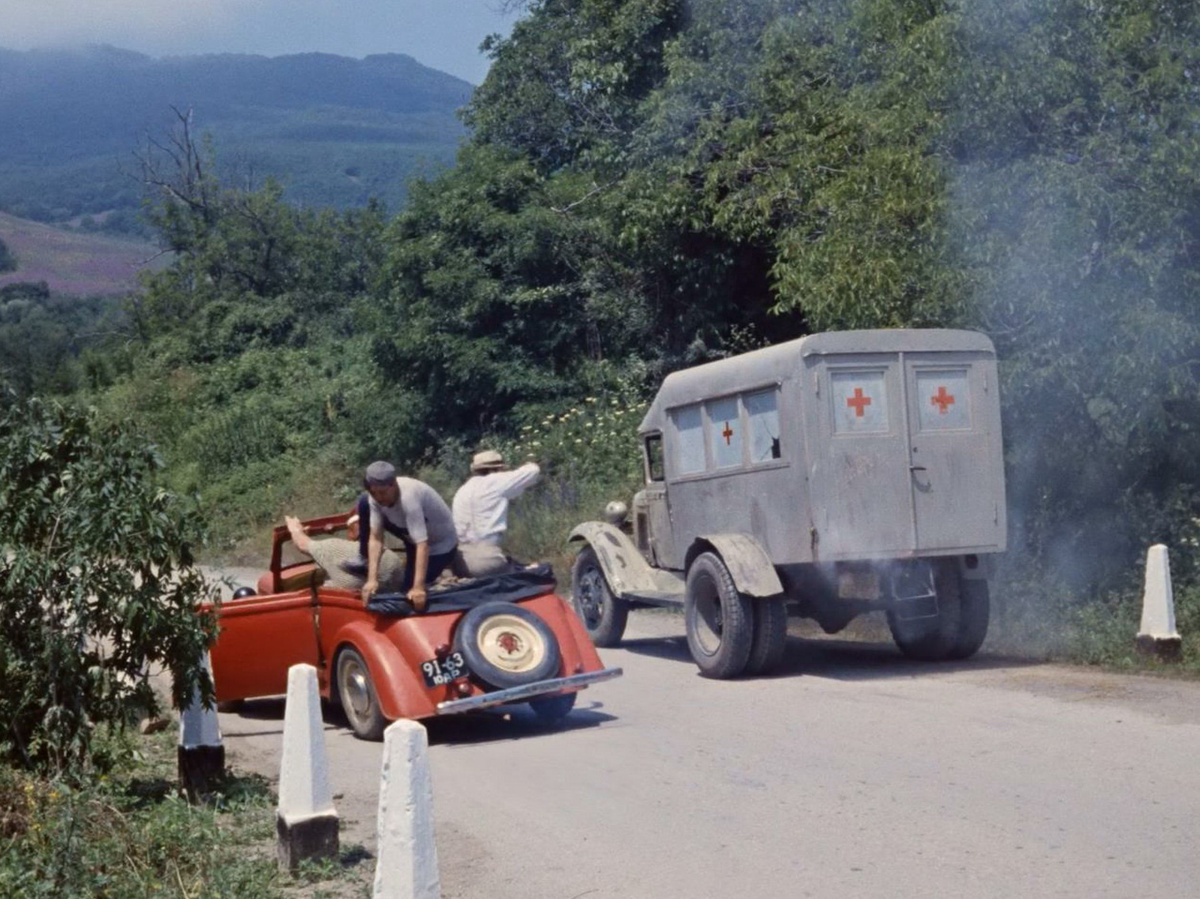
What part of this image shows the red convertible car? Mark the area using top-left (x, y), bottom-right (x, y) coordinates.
top-left (208, 513), bottom-right (622, 740)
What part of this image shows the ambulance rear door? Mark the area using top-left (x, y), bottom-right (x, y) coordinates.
top-left (804, 353), bottom-right (915, 559)
top-left (904, 353), bottom-right (1005, 553)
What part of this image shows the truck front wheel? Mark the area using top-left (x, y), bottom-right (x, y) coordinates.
top-left (685, 552), bottom-right (754, 679)
top-left (570, 546), bottom-right (629, 647)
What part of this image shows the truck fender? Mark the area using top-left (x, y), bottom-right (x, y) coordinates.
top-left (687, 534), bottom-right (784, 598)
top-left (567, 521), bottom-right (662, 598)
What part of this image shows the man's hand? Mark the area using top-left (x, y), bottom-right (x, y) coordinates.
top-left (361, 579), bottom-right (379, 605)
top-left (408, 584), bottom-right (428, 613)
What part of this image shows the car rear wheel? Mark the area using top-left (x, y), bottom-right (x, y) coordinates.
top-left (336, 647), bottom-right (387, 741)
top-left (685, 552), bottom-right (753, 679)
top-left (454, 602), bottom-right (562, 690)
top-left (570, 546), bottom-right (628, 647)
top-left (530, 692), bottom-right (577, 723)
top-left (745, 597), bottom-right (788, 676)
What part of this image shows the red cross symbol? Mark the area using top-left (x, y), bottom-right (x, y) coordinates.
top-left (930, 386), bottom-right (955, 415)
top-left (721, 422), bottom-right (734, 444)
top-left (846, 387), bottom-right (872, 418)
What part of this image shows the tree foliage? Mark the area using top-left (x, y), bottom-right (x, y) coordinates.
top-left (0, 392), bottom-right (218, 774)
top-left (21, 0), bottom-right (1200, 599)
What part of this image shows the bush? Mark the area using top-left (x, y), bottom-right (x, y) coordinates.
top-left (0, 392), bottom-right (219, 774)
top-left (0, 729), bottom-right (281, 898)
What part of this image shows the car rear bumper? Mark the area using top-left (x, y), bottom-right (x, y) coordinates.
top-left (434, 667), bottom-right (623, 715)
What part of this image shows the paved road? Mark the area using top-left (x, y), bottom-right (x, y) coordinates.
top-left (211, 575), bottom-right (1200, 898)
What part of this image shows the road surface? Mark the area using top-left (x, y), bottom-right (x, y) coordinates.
top-left (211, 573), bottom-right (1200, 898)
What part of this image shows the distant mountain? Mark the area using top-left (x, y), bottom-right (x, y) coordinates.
top-left (0, 45), bottom-right (472, 231)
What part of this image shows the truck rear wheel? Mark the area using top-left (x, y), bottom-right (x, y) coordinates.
top-left (570, 546), bottom-right (628, 647)
top-left (745, 597), bottom-right (788, 676)
top-left (888, 560), bottom-right (988, 661)
top-left (948, 579), bottom-right (990, 659)
top-left (685, 552), bottom-right (753, 679)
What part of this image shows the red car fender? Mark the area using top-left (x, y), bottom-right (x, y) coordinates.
top-left (325, 618), bottom-right (438, 721)
top-left (516, 593), bottom-right (606, 676)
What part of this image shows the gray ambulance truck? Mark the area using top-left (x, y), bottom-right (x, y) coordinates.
top-left (568, 329), bottom-right (1006, 678)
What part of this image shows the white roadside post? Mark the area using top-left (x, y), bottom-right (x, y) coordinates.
top-left (277, 663), bottom-right (339, 871)
top-left (178, 652), bottom-right (224, 802)
top-left (1136, 544), bottom-right (1182, 660)
top-left (374, 719), bottom-right (441, 899)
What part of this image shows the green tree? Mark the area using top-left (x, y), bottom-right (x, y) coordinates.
top-left (0, 392), bottom-right (219, 774)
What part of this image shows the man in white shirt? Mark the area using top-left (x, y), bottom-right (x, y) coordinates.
top-left (452, 450), bottom-right (540, 577)
top-left (359, 461), bottom-right (458, 611)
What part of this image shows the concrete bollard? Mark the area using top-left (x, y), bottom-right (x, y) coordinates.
top-left (373, 720), bottom-right (440, 899)
top-left (178, 652), bottom-right (224, 802)
top-left (277, 663), bottom-right (339, 872)
top-left (1136, 544), bottom-right (1182, 661)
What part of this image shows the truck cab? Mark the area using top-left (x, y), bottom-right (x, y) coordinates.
top-left (569, 329), bottom-right (1006, 678)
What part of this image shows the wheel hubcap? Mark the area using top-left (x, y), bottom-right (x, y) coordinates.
top-left (477, 614), bottom-right (547, 673)
top-left (340, 658), bottom-right (372, 722)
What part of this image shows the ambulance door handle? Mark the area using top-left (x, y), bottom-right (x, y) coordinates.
top-left (909, 465), bottom-right (927, 472)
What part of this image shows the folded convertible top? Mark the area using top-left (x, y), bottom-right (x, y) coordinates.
top-left (366, 564), bottom-right (558, 617)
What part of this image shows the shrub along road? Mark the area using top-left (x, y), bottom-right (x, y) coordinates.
top-left (210, 577), bottom-right (1200, 899)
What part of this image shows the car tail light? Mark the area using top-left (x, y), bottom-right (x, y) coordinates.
top-left (455, 681), bottom-right (471, 696)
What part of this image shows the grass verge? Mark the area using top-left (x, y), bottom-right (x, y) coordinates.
top-left (0, 725), bottom-right (366, 898)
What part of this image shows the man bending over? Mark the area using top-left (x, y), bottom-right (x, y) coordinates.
top-left (359, 460), bottom-right (458, 611)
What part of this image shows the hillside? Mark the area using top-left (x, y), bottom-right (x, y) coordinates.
top-left (0, 211), bottom-right (163, 295)
top-left (0, 45), bottom-right (472, 229)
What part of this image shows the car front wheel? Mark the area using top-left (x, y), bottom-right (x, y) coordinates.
top-left (336, 647), bottom-right (387, 741)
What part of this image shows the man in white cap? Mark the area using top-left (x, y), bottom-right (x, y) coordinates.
top-left (359, 461), bottom-right (458, 612)
top-left (452, 450), bottom-right (540, 577)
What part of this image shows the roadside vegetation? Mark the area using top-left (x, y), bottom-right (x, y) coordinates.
top-left (8, 0), bottom-right (1200, 666)
top-left (6, 0), bottom-right (1200, 889)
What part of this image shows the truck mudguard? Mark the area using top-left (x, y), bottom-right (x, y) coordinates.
top-left (567, 521), bottom-right (665, 598)
top-left (688, 534), bottom-right (784, 598)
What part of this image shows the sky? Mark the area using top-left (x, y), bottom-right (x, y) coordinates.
top-left (0, 0), bottom-right (520, 84)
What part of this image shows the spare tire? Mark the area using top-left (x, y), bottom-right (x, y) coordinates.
top-left (453, 602), bottom-right (562, 690)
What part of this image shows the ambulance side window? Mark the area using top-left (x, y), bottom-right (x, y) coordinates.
top-left (707, 396), bottom-right (742, 469)
top-left (745, 390), bottom-right (781, 463)
top-left (671, 405), bottom-right (705, 475)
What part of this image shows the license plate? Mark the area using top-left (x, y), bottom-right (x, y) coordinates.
top-left (421, 652), bottom-right (468, 687)
top-left (837, 571), bottom-right (880, 600)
